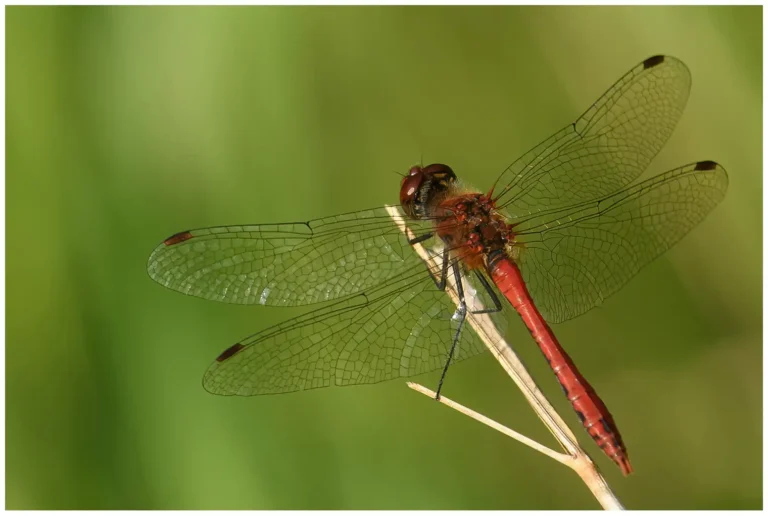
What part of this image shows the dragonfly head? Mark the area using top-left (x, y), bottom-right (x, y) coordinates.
top-left (400, 163), bottom-right (457, 219)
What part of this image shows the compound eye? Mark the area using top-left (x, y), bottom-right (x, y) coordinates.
top-left (400, 167), bottom-right (425, 219)
top-left (422, 163), bottom-right (457, 184)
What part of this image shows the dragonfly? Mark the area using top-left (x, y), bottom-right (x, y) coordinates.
top-left (147, 55), bottom-right (728, 476)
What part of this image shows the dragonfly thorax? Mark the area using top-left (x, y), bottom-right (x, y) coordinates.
top-left (436, 193), bottom-right (512, 270)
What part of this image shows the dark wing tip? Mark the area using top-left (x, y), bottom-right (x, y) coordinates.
top-left (216, 343), bottom-right (246, 362)
top-left (643, 55), bottom-right (666, 69)
top-left (694, 160), bottom-right (719, 171)
top-left (163, 231), bottom-right (194, 246)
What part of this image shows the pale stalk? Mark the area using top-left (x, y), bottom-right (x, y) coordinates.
top-left (385, 205), bottom-right (623, 510)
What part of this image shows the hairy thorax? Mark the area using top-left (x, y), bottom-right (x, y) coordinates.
top-left (435, 193), bottom-right (514, 271)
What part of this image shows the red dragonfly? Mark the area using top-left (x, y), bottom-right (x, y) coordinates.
top-left (147, 55), bottom-right (728, 476)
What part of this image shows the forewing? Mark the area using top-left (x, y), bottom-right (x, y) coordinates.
top-left (203, 264), bottom-right (509, 396)
top-left (147, 206), bottom-right (435, 306)
top-left (494, 55), bottom-right (691, 215)
top-left (513, 161), bottom-right (728, 323)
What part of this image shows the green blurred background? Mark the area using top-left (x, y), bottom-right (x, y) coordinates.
top-left (7, 5), bottom-right (762, 510)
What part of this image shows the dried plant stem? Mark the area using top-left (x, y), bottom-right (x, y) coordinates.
top-left (407, 382), bottom-right (570, 465)
top-left (385, 205), bottom-right (623, 510)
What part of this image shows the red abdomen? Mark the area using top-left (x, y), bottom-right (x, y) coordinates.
top-left (489, 257), bottom-right (633, 476)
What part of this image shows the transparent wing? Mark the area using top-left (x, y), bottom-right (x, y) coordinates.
top-left (147, 206), bottom-right (436, 306)
top-left (493, 55), bottom-right (691, 215)
top-left (202, 262), bottom-right (510, 396)
top-left (511, 161), bottom-right (728, 323)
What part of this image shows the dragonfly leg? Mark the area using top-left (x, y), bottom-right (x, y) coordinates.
top-left (407, 232), bottom-right (433, 245)
top-left (421, 246), bottom-right (450, 291)
top-left (469, 270), bottom-right (503, 314)
top-left (409, 232), bottom-right (452, 290)
top-left (435, 261), bottom-right (468, 400)
top-left (409, 232), bottom-right (463, 293)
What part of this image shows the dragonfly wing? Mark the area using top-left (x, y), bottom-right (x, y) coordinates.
top-left (203, 264), bottom-right (509, 396)
top-left (147, 206), bottom-right (436, 306)
top-left (494, 55), bottom-right (691, 215)
top-left (513, 161), bottom-right (728, 323)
